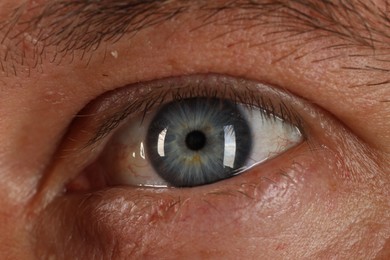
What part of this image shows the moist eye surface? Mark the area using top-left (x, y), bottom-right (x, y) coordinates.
top-left (83, 74), bottom-right (304, 189)
top-left (146, 97), bottom-right (252, 187)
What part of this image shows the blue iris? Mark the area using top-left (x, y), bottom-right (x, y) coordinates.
top-left (146, 98), bottom-right (252, 187)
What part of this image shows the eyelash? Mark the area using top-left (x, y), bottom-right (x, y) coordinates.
top-left (83, 74), bottom-right (306, 146)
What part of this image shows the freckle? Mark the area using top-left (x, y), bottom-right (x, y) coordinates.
top-left (111, 50), bottom-right (119, 59)
top-left (275, 243), bottom-right (288, 251)
top-left (328, 177), bottom-right (338, 192)
top-left (167, 58), bottom-right (181, 70)
top-left (191, 154), bottom-right (202, 164)
top-left (47, 254), bottom-right (57, 260)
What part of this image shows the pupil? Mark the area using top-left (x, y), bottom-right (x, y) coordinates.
top-left (185, 130), bottom-right (207, 151)
top-left (146, 97), bottom-right (252, 187)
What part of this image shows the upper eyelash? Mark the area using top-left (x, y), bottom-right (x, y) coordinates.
top-left (82, 74), bottom-right (306, 146)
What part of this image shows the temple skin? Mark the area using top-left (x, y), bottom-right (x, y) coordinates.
top-left (0, 0), bottom-right (389, 259)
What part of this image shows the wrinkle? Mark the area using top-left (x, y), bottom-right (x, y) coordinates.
top-left (0, 0), bottom-right (390, 75)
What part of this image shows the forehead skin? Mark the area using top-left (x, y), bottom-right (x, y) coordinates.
top-left (0, 0), bottom-right (389, 259)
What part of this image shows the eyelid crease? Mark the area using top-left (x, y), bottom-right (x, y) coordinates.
top-left (75, 74), bottom-right (306, 147)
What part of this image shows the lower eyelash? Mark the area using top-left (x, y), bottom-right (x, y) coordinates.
top-left (85, 74), bottom-right (306, 146)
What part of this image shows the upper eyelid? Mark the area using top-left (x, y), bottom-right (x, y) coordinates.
top-left (75, 74), bottom-right (306, 147)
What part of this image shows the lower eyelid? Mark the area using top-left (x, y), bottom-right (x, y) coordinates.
top-left (33, 142), bottom-right (324, 257)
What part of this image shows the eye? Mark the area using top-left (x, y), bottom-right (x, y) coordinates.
top-left (68, 74), bottom-right (304, 190)
top-left (98, 97), bottom-right (302, 188)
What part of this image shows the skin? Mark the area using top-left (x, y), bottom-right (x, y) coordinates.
top-left (0, 0), bottom-right (389, 259)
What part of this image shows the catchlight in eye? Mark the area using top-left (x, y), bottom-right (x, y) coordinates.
top-left (98, 94), bottom-right (302, 188)
top-left (146, 98), bottom-right (252, 187)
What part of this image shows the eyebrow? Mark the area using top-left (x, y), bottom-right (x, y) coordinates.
top-left (0, 0), bottom-right (389, 75)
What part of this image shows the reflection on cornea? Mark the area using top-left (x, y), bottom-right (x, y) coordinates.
top-left (140, 142), bottom-right (145, 159)
top-left (158, 128), bottom-right (168, 157)
top-left (223, 125), bottom-right (236, 168)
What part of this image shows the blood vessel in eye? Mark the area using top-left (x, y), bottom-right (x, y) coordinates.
top-left (146, 98), bottom-right (252, 187)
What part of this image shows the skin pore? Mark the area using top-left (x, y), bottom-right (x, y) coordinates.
top-left (0, 0), bottom-right (389, 259)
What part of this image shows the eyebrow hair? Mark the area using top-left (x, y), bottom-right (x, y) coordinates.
top-left (0, 0), bottom-right (389, 75)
